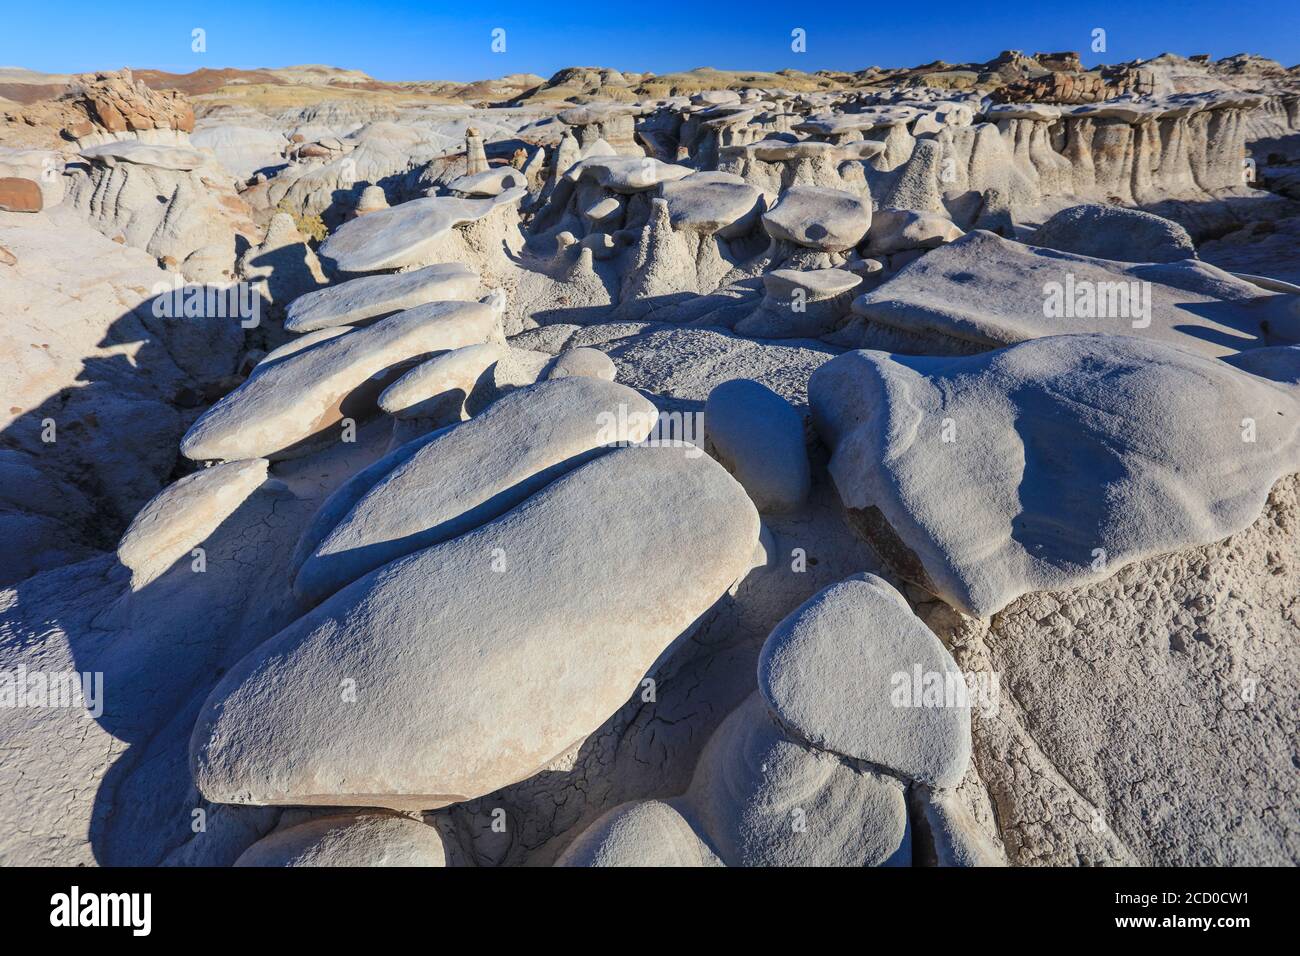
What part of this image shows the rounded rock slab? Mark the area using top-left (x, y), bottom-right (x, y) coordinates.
top-left (190, 443), bottom-right (761, 810)
top-left (687, 692), bottom-right (911, 867)
top-left (546, 347), bottom-right (616, 382)
top-left (234, 813), bottom-right (446, 867)
top-left (757, 574), bottom-right (972, 788)
top-left (555, 801), bottom-right (721, 867)
top-left (762, 185), bottom-right (872, 252)
top-left (117, 458), bottom-right (269, 589)
top-left (284, 263), bottom-right (480, 333)
top-left (704, 378), bottom-right (810, 513)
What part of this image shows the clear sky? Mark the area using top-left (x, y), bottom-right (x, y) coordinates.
top-left (4, 0), bottom-right (1298, 82)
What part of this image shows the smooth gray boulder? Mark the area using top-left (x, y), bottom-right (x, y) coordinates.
top-left (117, 459), bottom-right (269, 589)
top-left (378, 343), bottom-right (506, 420)
top-left (318, 189), bottom-right (523, 272)
top-left (1031, 204), bottom-right (1197, 264)
top-left (847, 230), bottom-right (1283, 359)
top-left (863, 209), bottom-right (964, 257)
top-left (284, 264), bottom-right (480, 333)
top-left (191, 444), bottom-right (761, 809)
top-left (758, 574), bottom-right (971, 787)
top-left (234, 813), bottom-right (446, 867)
top-left (704, 379), bottom-right (810, 513)
top-left (554, 801), bottom-right (721, 867)
top-left (762, 185), bottom-right (872, 252)
top-left (686, 693), bottom-right (911, 867)
top-left (181, 301), bottom-right (496, 462)
top-left (810, 333), bottom-right (1300, 617)
top-left (659, 171), bottom-right (765, 237)
top-left (295, 377), bottom-right (659, 604)
top-left (546, 347), bottom-right (616, 381)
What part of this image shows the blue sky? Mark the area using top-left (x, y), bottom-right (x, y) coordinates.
top-left (4, 1), bottom-right (1298, 82)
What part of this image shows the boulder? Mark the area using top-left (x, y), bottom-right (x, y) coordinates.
top-left (704, 379), bottom-right (810, 512)
top-left (191, 444), bottom-right (760, 809)
top-left (234, 813), bottom-right (446, 867)
top-left (1031, 204), bottom-right (1197, 263)
top-left (117, 459), bottom-right (270, 589)
top-left (686, 693), bottom-right (911, 866)
top-left (378, 343), bottom-right (506, 420)
top-left (181, 301), bottom-right (497, 462)
top-left (762, 185), bottom-right (871, 252)
top-left (546, 347), bottom-right (616, 381)
top-left (810, 334), bottom-right (1300, 617)
top-left (0, 177), bottom-right (42, 213)
top-left (318, 190), bottom-right (524, 273)
top-left (295, 376), bottom-right (658, 603)
top-left (863, 209), bottom-right (964, 257)
top-left (758, 574), bottom-right (971, 787)
top-left (555, 801), bottom-right (721, 867)
top-left (285, 263), bottom-right (480, 333)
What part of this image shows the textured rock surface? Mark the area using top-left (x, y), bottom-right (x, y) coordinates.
top-left (811, 334), bottom-right (1300, 616)
top-left (1031, 203), bottom-right (1198, 263)
top-left (295, 377), bottom-right (658, 603)
top-left (284, 264), bottom-right (480, 333)
top-left (182, 301), bottom-right (496, 461)
top-left (234, 813), bottom-right (446, 867)
top-left (758, 574), bottom-right (971, 787)
top-left (191, 445), bottom-right (760, 809)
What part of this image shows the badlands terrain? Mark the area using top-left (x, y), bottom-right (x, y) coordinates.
top-left (0, 49), bottom-right (1297, 867)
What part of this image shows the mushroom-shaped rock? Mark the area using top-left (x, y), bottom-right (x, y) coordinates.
top-left (809, 334), bottom-right (1300, 617)
top-left (234, 813), bottom-right (446, 867)
top-left (182, 301), bottom-right (497, 462)
top-left (294, 377), bottom-right (659, 604)
top-left (378, 342), bottom-right (505, 420)
top-left (447, 167), bottom-right (527, 197)
top-left (762, 185), bottom-right (871, 252)
top-left (555, 801), bottom-right (721, 867)
top-left (735, 267), bottom-right (862, 338)
top-left (659, 171), bottom-right (764, 238)
top-left (1031, 204), bottom-right (1197, 264)
top-left (285, 263), bottom-right (480, 333)
top-left (318, 190), bottom-right (523, 272)
top-left (686, 693), bottom-right (911, 866)
top-left (704, 379), bottom-right (810, 513)
top-left (571, 155), bottom-right (693, 193)
top-left (758, 574), bottom-right (971, 787)
top-left (117, 459), bottom-right (269, 589)
top-left (863, 209), bottom-right (964, 257)
top-left (546, 347), bottom-right (616, 382)
top-left (191, 443), bottom-right (761, 810)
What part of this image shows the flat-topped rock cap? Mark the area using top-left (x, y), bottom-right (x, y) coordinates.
top-left (117, 458), bottom-right (269, 588)
top-left (79, 141), bottom-right (210, 171)
top-left (659, 171), bottom-right (764, 237)
top-left (318, 189), bottom-right (523, 273)
top-left (758, 573), bottom-right (971, 787)
top-left (285, 263), bottom-right (480, 333)
top-left (762, 185), bottom-right (872, 252)
top-left (570, 155), bottom-right (693, 193)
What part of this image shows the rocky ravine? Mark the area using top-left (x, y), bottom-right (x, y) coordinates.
top-left (0, 51), bottom-right (1297, 867)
